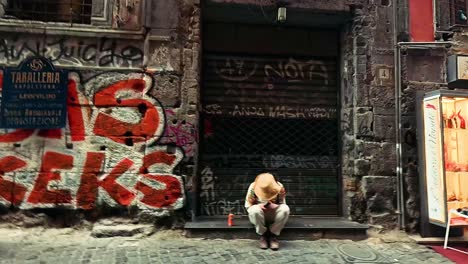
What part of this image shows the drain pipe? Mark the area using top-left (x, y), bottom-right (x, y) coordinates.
top-left (393, 0), bottom-right (452, 230)
top-left (393, 0), bottom-right (404, 230)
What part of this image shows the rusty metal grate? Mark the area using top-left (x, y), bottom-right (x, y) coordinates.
top-left (202, 116), bottom-right (338, 156)
top-left (4, 0), bottom-right (93, 24)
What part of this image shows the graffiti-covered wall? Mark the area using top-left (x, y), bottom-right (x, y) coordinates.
top-left (0, 0), bottom-right (201, 219)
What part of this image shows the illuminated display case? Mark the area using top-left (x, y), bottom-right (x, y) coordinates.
top-left (418, 90), bottom-right (468, 236)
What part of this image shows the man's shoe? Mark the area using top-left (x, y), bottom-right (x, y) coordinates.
top-left (259, 235), bottom-right (269, 249)
top-left (270, 235), bottom-right (279, 250)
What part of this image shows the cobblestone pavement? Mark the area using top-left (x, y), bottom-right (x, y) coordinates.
top-left (0, 227), bottom-right (454, 264)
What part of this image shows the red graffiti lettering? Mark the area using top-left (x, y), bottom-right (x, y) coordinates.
top-left (93, 79), bottom-right (160, 144)
top-left (96, 158), bottom-right (135, 206)
top-left (140, 151), bottom-right (177, 173)
top-left (0, 129), bottom-right (34, 143)
top-left (38, 129), bottom-right (62, 139)
top-left (27, 152), bottom-right (74, 204)
top-left (76, 152), bottom-right (105, 209)
top-left (0, 156), bottom-right (28, 205)
top-left (135, 175), bottom-right (182, 208)
top-left (67, 80), bottom-right (86, 141)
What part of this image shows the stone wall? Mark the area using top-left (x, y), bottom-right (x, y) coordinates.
top-left (0, 0), bottom-right (201, 223)
top-left (341, 1), bottom-right (399, 229)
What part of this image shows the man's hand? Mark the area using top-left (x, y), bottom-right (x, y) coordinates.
top-left (260, 202), bottom-right (279, 211)
top-left (268, 202), bottom-right (279, 210)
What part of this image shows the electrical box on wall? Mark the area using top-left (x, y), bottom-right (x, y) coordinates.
top-left (447, 55), bottom-right (468, 88)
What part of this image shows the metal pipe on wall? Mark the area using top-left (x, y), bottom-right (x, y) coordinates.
top-left (393, 0), bottom-right (452, 231)
top-left (393, 0), bottom-right (404, 230)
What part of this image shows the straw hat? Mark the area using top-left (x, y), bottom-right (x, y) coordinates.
top-left (253, 173), bottom-right (281, 201)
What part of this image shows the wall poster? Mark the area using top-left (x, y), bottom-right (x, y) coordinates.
top-left (0, 56), bottom-right (68, 129)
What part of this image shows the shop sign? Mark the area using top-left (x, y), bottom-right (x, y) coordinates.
top-left (423, 98), bottom-right (446, 224)
top-left (0, 56), bottom-right (68, 129)
top-left (448, 55), bottom-right (468, 88)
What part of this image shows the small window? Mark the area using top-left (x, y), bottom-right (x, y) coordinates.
top-left (452, 0), bottom-right (468, 25)
top-left (4, 0), bottom-right (93, 24)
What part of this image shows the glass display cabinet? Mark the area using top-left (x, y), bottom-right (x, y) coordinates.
top-left (418, 90), bottom-right (468, 237)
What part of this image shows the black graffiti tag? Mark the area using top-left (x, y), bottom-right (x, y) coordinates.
top-left (0, 37), bottom-right (144, 67)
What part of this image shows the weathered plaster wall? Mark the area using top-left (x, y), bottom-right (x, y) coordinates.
top-left (0, 0), bottom-right (201, 222)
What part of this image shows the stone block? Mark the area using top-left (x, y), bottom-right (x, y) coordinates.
top-left (361, 176), bottom-right (395, 220)
top-left (341, 152), bottom-right (355, 176)
top-left (360, 142), bottom-right (396, 175)
top-left (369, 85), bottom-right (395, 110)
top-left (91, 224), bottom-right (154, 238)
top-left (150, 74), bottom-right (181, 107)
top-left (354, 159), bottom-right (370, 176)
top-left (361, 175), bottom-right (395, 198)
top-left (343, 177), bottom-right (358, 192)
top-left (401, 82), bottom-right (441, 115)
top-left (374, 115), bottom-right (395, 142)
top-left (374, 6), bottom-right (393, 50)
top-left (356, 109), bottom-right (373, 138)
top-left (341, 108), bottom-right (353, 135)
top-left (187, 87), bottom-right (199, 105)
top-left (406, 51), bottom-right (445, 83)
top-left (374, 106), bottom-right (394, 115)
top-left (369, 212), bottom-right (398, 229)
top-left (148, 41), bottom-right (178, 71)
top-left (356, 84), bottom-right (370, 106)
top-left (343, 135), bottom-right (356, 153)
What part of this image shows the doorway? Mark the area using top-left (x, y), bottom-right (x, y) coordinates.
top-left (198, 22), bottom-right (341, 217)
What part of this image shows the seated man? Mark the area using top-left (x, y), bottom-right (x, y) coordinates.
top-left (245, 172), bottom-right (290, 250)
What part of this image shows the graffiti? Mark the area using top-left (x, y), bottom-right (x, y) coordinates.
top-left (213, 56), bottom-right (330, 83)
top-left (231, 105), bottom-right (266, 117)
top-left (0, 72), bottom-right (186, 210)
top-left (203, 104), bottom-right (222, 115)
top-left (268, 106), bottom-right (337, 119)
top-left (203, 199), bottom-right (246, 216)
top-left (262, 155), bottom-right (338, 169)
top-left (159, 109), bottom-right (197, 157)
top-left (264, 58), bottom-right (329, 83)
top-left (206, 105), bottom-right (337, 119)
top-left (207, 55), bottom-right (336, 120)
top-left (214, 58), bottom-right (257, 81)
top-left (0, 34), bottom-right (143, 68)
top-left (199, 166), bottom-right (215, 202)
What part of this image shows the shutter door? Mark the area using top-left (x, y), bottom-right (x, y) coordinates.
top-left (199, 53), bottom-right (339, 216)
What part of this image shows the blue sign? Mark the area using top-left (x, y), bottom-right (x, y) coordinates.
top-left (1, 57), bottom-right (68, 128)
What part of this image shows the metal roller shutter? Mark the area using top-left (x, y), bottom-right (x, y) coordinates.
top-left (199, 53), bottom-right (339, 216)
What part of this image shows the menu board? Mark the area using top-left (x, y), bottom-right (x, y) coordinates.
top-left (0, 56), bottom-right (68, 128)
top-left (423, 98), bottom-right (446, 224)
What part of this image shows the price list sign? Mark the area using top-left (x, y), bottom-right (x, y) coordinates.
top-left (1, 57), bottom-right (68, 128)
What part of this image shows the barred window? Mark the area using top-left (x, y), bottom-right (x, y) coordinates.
top-left (4, 0), bottom-right (93, 24)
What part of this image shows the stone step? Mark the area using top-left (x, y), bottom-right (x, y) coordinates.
top-left (91, 224), bottom-right (155, 238)
top-left (185, 216), bottom-right (369, 240)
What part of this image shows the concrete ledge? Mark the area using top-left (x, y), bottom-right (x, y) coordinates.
top-left (185, 216), bottom-right (368, 241)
